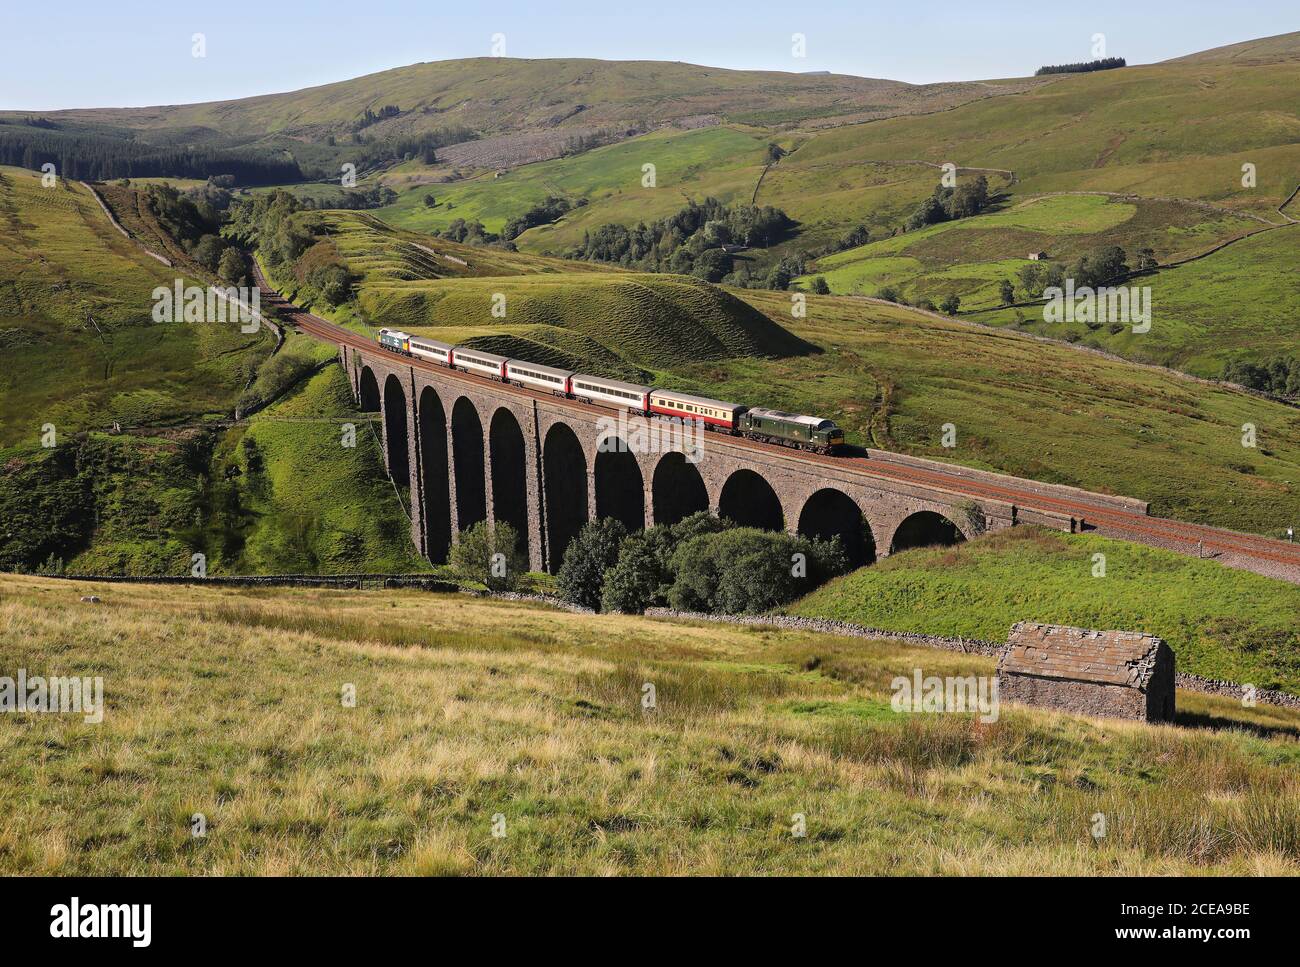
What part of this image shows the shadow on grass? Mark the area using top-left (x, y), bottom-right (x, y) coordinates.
top-left (1175, 708), bottom-right (1300, 742)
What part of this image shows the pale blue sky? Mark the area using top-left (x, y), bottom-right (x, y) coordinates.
top-left (2, 0), bottom-right (1295, 110)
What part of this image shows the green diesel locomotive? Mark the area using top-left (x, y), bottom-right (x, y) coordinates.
top-left (738, 407), bottom-right (844, 455)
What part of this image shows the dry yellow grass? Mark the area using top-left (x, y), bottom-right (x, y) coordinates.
top-left (0, 574), bottom-right (1296, 875)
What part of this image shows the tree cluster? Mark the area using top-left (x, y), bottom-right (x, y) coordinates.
top-left (1221, 356), bottom-right (1300, 397)
top-left (0, 125), bottom-right (302, 184)
top-left (1016, 244), bottom-right (1141, 298)
top-left (432, 217), bottom-right (498, 245)
top-left (557, 512), bottom-right (850, 616)
top-left (1035, 58), bottom-right (1126, 76)
top-left (143, 183), bottom-right (243, 281)
top-left (904, 176), bottom-right (990, 231)
top-left (503, 195), bottom-right (574, 241)
top-left (569, 196), bottom-right (793, 282)
top-left (350, 105), bottom-right (401, 132)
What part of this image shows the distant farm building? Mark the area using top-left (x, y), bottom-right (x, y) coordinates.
top-left (997, 622), bottom-right (1175, 722)
top-left (1028, 251), bottom-right (1048, 260)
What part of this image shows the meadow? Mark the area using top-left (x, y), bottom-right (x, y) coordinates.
top-left (1, 573), bottom-right (1297, 875)
top-left (800, 193), bottom-right (1270, 311)
top-left (793, 527), bottom-right (1300, 693)
top-left (967, 226), bottom-right (1300, 376)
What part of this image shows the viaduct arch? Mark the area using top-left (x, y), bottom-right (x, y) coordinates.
top-left (651, 452), bottom-right (709, 527)
top-left (718, 468), bottom-right (784, 531)
top-left (543, 422), bottom-right (588, 571)
top-left (418, 387), bottom-right (451, 563)
top-left (489, 408), bottom-right (530, 554)
top-left (797, 488), bottom-right (876, 568)
top-left (381, 373), bottom-right (409, 492)
top-left (451, 397), bottom-right (487, 534)
top-left (594, 438), bottom-right (645, 534)
top-left (890, 510), bottom-right (965, 554)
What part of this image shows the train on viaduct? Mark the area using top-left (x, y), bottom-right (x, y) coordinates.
top-left (341, 343), bottom-right (1098, 574)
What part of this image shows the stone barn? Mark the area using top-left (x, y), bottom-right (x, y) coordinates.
top-left (997, 622), bottom-right (1175, 722)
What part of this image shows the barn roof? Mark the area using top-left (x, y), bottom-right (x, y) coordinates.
top-left (998, 622), bottom-right (1167, 689)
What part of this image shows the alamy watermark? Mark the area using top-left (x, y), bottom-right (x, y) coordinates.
top-left (152, 280), bottom-right (261, 332)
top-left (1043, 279), bottom-right (1151, 333)
top-left (596, 411), bottom-right (706, 463)
top-left (1, 669), bottom-right (103, 724)
top-left (891, 668), bottom-right (999, 723)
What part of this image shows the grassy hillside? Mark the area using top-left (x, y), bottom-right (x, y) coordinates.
top-left (804, 193), bottom-right (1263, 303)
top-left (964, 226), bottom-right (1300, 375)
top-left (279, 211), bottom-right (812, 374)
top-left (202, 366), bottom-right (428, 574)
top-left (0, 166), bottom-right (273, 447)
top-left (1165, 29), bottom-right (1300, 65)
top-left (0, 365), bottom-right (423, 576)
top-left (784, 58), bottom-right (1300, 217)
top-left (793, 527), bottom-right (1300, 693)
top-left (377, 125), bottom-right (772, 241)
top-left (2, 573), bottom-right (1297, 875)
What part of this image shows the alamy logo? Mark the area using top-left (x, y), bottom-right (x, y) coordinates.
top-left (1043, 280), bottom-right (1151, 333)
top-left (152, 281), bottom-right (261, 332)
top-left (596, 411), bottom-right (706, 463)
top-left (50, 897), bottom-right (151, 947)
top-left (0, 669), bottom-right (103, 724)
top-left (891, 669), bottom-right (999, 723)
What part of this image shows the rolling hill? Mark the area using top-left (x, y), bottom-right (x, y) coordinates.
top-left (1164, 29), bottom-right (1300, 65)
top-left (269, 210), bottom-right (812, 375)
top-left (17, 57), bottom-right (1042, 151)
top-left (0, 166), bottom-right (272, 446)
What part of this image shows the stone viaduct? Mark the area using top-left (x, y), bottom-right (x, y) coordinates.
top-left (343, 344), bottom-right (1080, 573)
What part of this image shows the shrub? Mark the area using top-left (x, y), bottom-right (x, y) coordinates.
top-left (217, 247), bottom-right (246, 284)
top-left (601, 512), bottom-right (734, 613)
top-left (449, 521), bottom-right (527, 592)
top-left (667, 528), bottom-right (849, 615)
top-left (809, 276), bottom-right (831, 295)
top-left (601, 531), bottom-right (667, 614)
top-left (557, 518), bottom-right (628, 609)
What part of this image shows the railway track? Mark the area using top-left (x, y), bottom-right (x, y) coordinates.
top-left (252, 265), bottom-right (1300, 579)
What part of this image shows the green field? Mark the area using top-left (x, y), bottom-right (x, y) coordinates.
top-left (3, 573), bottom-right (1298, 875)
top-left (377, 126), bottom-right (771, 242)
top-left (967, 225), bottom-right (1300, 375)
top-left (794, 527), bottom-right (1300, 693)
top-left (0, 167), bottom-right (274, 447)
top-left (802, 193), bottom-right (1270, 315)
